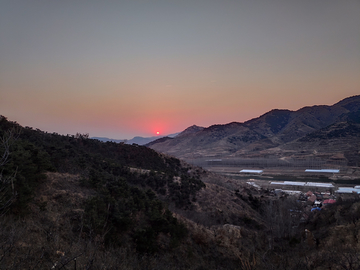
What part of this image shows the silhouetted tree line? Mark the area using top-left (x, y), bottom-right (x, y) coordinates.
top-left (0, 116), bottom-right (204, 255)
top-left (0, 116), bottom-right (204, 214)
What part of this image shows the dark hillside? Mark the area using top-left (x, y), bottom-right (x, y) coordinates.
top-left (0, 115), bottom-right (261, 269)
top-left (2, 115), bottom-right (360, 269)
top-left (245, 109), bottom-right (292, 134)
top-left (0, 116), bottom-right (206, 212)
top-left (0, 116), bottom-right (206, 264)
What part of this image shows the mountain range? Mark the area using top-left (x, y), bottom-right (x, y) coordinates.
top-left (1, 98), bottom-right (360, 269)
top-left (92, 132), bottom-right (179, 145)
top-left (147, 95), bottom-right (360, 168)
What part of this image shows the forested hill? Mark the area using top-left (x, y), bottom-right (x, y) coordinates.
top-left (0, 116), bottom-right (209, 263)
top-left (3, 115), bottom-right (360, 269)
top-left (0, 115), bottom-right (206, 212)
top-left (0, 116), bottom-right (186, 173)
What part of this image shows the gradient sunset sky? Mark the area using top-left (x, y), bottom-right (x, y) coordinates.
top-left (1, 1), bottom-right (359, 139)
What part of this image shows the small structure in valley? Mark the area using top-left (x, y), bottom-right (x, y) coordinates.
top-left (336, 187), bottom-right (360, 194)
top-left (305, 169), bottom-right (340, 173)
top-left (270, 181), bottom-right (334, 188)
top-left (240, 169), bottom-right (263, 174)
top-left (323, 199), bottom-right (336, 205)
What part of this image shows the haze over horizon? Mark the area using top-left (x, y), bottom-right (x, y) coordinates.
top-left (1, 1), bottom-right (359, 140)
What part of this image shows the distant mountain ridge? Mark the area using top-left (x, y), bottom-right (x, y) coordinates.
top-left (146, 125), bottom-right (205, 148)
top-left (147, 95), bottom-right (360, 166)
top-left (91, 137), bottom-right (126, 143)
top-left (92, 132), bottom-right (180, 145)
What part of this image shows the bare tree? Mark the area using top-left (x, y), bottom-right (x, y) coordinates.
top-left (0, 128), bottom-right (20, 216)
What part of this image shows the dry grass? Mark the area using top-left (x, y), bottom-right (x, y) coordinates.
top-left (0, 172), bottom-right (263, 269)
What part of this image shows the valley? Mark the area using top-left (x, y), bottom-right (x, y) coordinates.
top-left (1, 95), bottom-right (360, 269)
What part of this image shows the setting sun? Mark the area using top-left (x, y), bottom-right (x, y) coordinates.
top-left (156, 131), bottom-right (160, 135)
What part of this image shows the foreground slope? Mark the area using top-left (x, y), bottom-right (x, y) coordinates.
top-left (0, 116), bottom-right (261, 269)
top-left (2, 116), bottom-right (360, 269)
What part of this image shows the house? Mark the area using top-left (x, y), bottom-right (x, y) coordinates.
top-left (314, 200), bottom-right (322, 207)
top-left (323, 199), bottom-right (336, 205)
top-left (308, 194), bottom-right (317, 203)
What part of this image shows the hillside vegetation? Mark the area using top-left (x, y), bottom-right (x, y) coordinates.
top-left (1, 115), bottom-right (360, 269)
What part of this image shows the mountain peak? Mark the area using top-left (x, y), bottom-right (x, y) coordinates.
top-left (177, 125), bottom-right (204, 137)
top-left (333, 95), bottom-right (360, 111)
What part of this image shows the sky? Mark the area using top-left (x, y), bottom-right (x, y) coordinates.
top-left (1, 1), bottom-right (359, 139)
